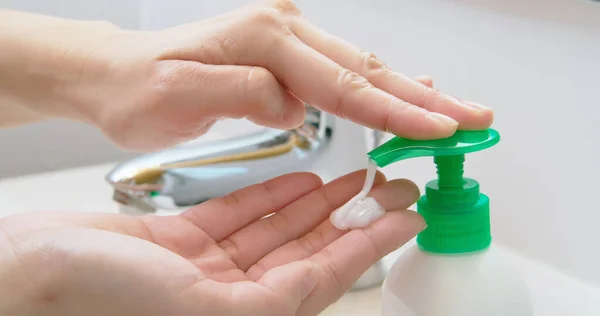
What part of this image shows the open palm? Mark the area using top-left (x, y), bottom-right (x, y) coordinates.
top-left (0, 170), bottom-right (424, 316)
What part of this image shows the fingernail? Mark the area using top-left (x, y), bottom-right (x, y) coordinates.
top-left (403, 210), bottom-right (427, 232)
top-left (462, 100), bottom-right (491, 112)
top-left (417, 214), bottom-right (428, 231)
top-left (414, 75), bottom-right (433, 87)
top-left (428, 112), bottom-right (459, 127)
top-left (444, 94), bottom-right (485, 113)
top-left (365, 52), bottom-right (387, 69)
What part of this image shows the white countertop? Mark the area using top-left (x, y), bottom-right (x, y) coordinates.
top-left (2, 164), bottom-right (600, 316)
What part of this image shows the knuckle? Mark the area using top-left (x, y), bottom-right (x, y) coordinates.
top-left (383, 100), bottom-right (411, 133)
top-left (147, 60), bottom-right (197, 97)
top-left (242, 7), bottom-right (294, 53)
top-left (120, 63), bottom-right (177, 125)
top-left (336, 67), bottom-right (372, 91)
top-left (251, 7), bottom-right (288, 30)
top-left (145, 61), bottom-right (204, 128)
top-left (268, 0), bottom-right (302, 16)
top-left (420, 86), bottom-right (443, 108)
top-left (209, 32), bottom-right (245, 63)
top-left (333, 68), bottom-right (373, 118)
top-left (148, 61), bottom-right (180, 91)
top-left (359, 51), bottom-right (388, 74)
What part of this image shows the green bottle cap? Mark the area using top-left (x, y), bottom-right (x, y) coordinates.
top-left (367, 129), bottom-right (500, 254)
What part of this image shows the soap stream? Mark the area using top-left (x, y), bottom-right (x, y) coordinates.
top-left (330, 159), bottom-right (385, 230)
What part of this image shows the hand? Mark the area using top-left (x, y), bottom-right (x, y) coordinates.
top-left (64, 0), bottom-right (493, 151)
top-left (0, 170), bottom-right (424, 316)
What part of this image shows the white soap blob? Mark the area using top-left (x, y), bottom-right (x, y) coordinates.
top-left (330, 159), bottom-right (385, 230)
top-left (331, 197), bottom-right (386, 230)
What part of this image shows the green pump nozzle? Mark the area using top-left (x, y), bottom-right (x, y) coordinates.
top-left (367, 128), bottom-right (500, 254)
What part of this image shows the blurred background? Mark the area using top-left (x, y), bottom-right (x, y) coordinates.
top-left (1, 0), bottom-right (599, 295)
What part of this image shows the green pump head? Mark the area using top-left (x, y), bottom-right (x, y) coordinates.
top-left (367, 128), bottom-right (500, 254)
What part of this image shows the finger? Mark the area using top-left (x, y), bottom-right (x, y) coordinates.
top-left (245, 178), bottom-right (420, 278)
top-left (181, 172), bottom-right (322, 241)
top-left (257, 261), bottom-right (320, 314)
top-left (220, 169), bottom-right (386, 271)
top-left (151, 60), bottom-right (306, 129)
top-left (289, 20), bottom-right (494, 130)
top-left (167, 15), bottom-right (456, 138)
top-left (262, 38), bottom-right (459, 139)
top-left (297, 210), bottom-right (425, 316)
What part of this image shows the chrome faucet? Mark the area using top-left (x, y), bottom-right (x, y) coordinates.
top-left (106, 104), bottom-right (387, 290)
top-left (106, 105), bottom-right (335, 212)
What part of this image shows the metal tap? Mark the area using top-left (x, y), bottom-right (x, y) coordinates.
top-left (106, 104), bottom-right (387, 290)
top-left (106, 105), bottom-right (334, 211)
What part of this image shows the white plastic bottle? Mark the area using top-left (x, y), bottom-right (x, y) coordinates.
top-left (381, 244), bottom-right (532, 316)
top-left (367, 129), bottom-right (533, 316)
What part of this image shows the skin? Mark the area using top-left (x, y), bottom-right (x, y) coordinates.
top-left (0, 171), bottom-right (425, 316)
top-left (0, 0), bottom-right (494, 314)
top-left (0, 0), bottom-right (492, 151)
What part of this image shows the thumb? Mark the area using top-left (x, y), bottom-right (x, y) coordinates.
top-left (258, 260), bottom-right (321, 310)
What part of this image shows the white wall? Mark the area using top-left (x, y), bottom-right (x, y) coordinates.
top-left (1, 0), bottom-right (599, 290)
top-left (0, 0), bottom-right (140, 178)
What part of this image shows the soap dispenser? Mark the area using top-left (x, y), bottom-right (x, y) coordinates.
top-left (368, 128), bottom-right (533, 316)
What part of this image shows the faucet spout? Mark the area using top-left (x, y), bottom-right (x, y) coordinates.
top-left (106, 105), bottom-right (334, 211)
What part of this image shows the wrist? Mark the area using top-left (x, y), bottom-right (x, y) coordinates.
top-left (0, 10), bottom-right (123, 125)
